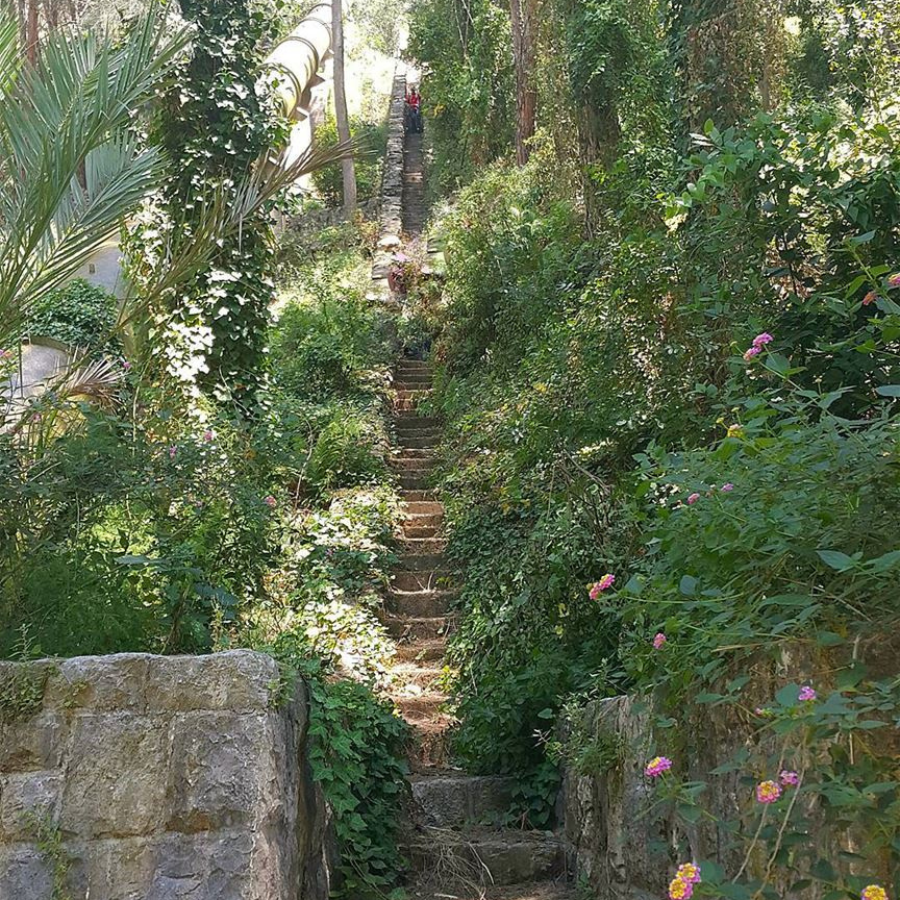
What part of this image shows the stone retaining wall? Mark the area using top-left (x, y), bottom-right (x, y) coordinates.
top-left (561, 647), bottom-right (896, 900)
top-left (371, 71), bottom-right (407, 294)
top-left (0, 651), bottom-right (335, 900)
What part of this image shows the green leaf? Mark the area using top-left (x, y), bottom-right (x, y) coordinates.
top-left (679, 574), bottom-right (697, 596)
top-left (875, 385), bottom-right (900, 397)
top-left (816, 550), bottom-right (856, 572)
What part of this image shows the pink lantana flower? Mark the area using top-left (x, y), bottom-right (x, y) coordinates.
top-left (756, 780), bottom-right (782, 804)
top-left (861, 885), bottom-right (888, 900)
top-left (721, 482), bottom-right (734, 492)
top-left (264, 495), bottom-right (277, 509)
top-left (168, 445), bottom-right (178, 459)
top-left (743, 346), bottom-right (761, 361)
top-left (863, 290), bottom-right (879, 306)
top-left (589, 574), bottom-right (615, 599)
top-left (669, 877), bottom-right (694, 900)
top-left (676, 863), bottom-right (702, 884)
top-left (645, 756), bottom-right (673, 778)
top-left (752, 332), bottom-right (774, 348)
top-left (203, 429), bottom-right (215, 443)
top-left (888, 274), bottom-right (900, 289)
top-left (687, 492), bottom-right (701, 505)
top-left (653, 632), bottom-right (667, 649)
top-left (798, 685), bottom-right (817, 702)
top-left (779, 770), bottom-right (799, 787)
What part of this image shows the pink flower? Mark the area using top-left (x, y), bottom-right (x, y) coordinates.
top-left (798, 685), bottom-right (817, 702)
top-left (754, 707), bottom-right (771, 717)
top-left (861, 885), bottom-right (888, 900)
top-left (743, 346), bottom-right (761, 361)
top-left (122, 358), bottom-right (132, 371)
top-left (752, 332), bottom-right (774, 348)
top-left (0, 349), bottom-right (11, 359)
top-left (721, 483), bottom-right (734, 492)
top-left (264, 495), bottom-right (277, 509)
top-left (203, 429), bottom-right (215, 443)
top-left (888, 274), bottom-right (900, 289)
top-left (669, 877), bottom-right (694, 900)
top-left (687, 492), bottom-right (701, 505)
top-left (589, 574), bottom-right (615, 599)
top-left (653, 632), bottom-right (667, 649)
top-left (779, 770), bottom-right (799, 787)
top-left (863, 290), bottom-right (878, 306)
top-left (676, 863), bottom-right (702, 884)
top-left (756, 780), bottom-right (782, 804)
top-left (645, 756), bottom-right (673, 778)
top-left (168, 445), bottom-right (177, 459)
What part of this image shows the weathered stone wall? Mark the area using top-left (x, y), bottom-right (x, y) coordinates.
top-left (371, 71), bottom-right (407, 294)
top-left (0, 651), bottom-right (335, 900)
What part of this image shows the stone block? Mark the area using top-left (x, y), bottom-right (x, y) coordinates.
top-left (44, 654), bottom-right (151, 712)
top-left (166, 712), bottom-right (271, 833)
top-left (0, 771), bottom-right (63, 839)
top-left (0, 845), bottom-right (54, 900)
top-left (144, 651), bottom-right (278, 712)
top-left (0, 712), bottom-right (67, 774)
top-left (60, 713), bottom-right (170, 838)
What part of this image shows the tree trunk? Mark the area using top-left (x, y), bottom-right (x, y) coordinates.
top-left (332, 0), bottom-right (357, 215)
top-left (25, 0), bottom-right (39, 64)
top-left (509, 0), bottom-right (537, 166)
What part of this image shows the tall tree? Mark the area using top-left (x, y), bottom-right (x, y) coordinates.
top-left (509, 0), bottom-right (537, 165)
top-left (332, 0), bottom-right (356, 215)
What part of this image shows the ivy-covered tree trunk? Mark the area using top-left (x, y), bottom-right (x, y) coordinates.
top-left (158, 0), bottom-right (278, 413)
top-left (509, 0), bottom-right (537, 166)
top-left (332, 0), bottom-right (357, 215)
top-left (668, 0), bottom-right (786, 136)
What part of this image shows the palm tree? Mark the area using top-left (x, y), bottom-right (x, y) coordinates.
top-left (0, 5), bottom-right (186, 352)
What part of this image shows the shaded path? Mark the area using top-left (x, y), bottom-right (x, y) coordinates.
top-left (402, 130), bottom-right (427, 239)
top-left (384, 359), bottom-right (572, 900)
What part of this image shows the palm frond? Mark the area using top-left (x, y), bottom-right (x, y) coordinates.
top-left (0, 6), bottom-right (188, 347)
top-left (0, 2), bottom-right (19, 99)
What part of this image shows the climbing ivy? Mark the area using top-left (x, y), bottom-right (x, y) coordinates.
top-left (134, 0), bottom-right (288, 412)
top-left (268, 648), bottom-right (409, 900)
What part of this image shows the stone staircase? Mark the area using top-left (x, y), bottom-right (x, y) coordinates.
top-left (384, 358), bottom-right (572, 900)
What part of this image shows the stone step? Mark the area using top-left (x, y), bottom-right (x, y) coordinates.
top-left (395, 386), bottom-right (432, 396)
top-left (400, 491), bottom-right (437, 503)
top-left (391, 661), bottom-right (445, 691)
top-left (407, 721), bottom-right (454, 770)
top-left (399, 474), bottom-right (433, 491)
top-left (401, 524), bottom-right (440, 539)
top-left (399, 537), bottom-right (447, 555)
top-left (395, 553), bottom-right (448, 572)
top-left (403, 499), bottom-right (443, 514)
top-left (395, 638), bottom-right (446, 663)
top-left (406, 828), bottom-right (568, 886)
top-left (395, 416), bottom-right (442, 431)
top-left (396, 360), bottom-right (432, 368)
top-left (387, 589), bottom-right (456, 617)
top-left (390, 457), bottom-right (438, 472)
top-left (402, 514), bottom-right (443, 531)
top-left (410, 774), bottom-right (514, 828)
top-left (397, 435), bottom-right (441, 449)
top-left (395, 690), bottom-right (449, 721)
top-left (394, 406), bottom-right (435, 419)
top-left (395, 448), bottom-right (437, 459)
top-left (392, 570), bottom-right (454, 592)
top-left (386, 614), bottom-right (456, 641)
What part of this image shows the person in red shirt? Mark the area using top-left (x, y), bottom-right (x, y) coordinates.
top-left (405, 87), bottom-right (422, 133)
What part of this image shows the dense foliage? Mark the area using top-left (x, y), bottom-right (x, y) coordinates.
top-left (409, 0), bottom-right (900, 893)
